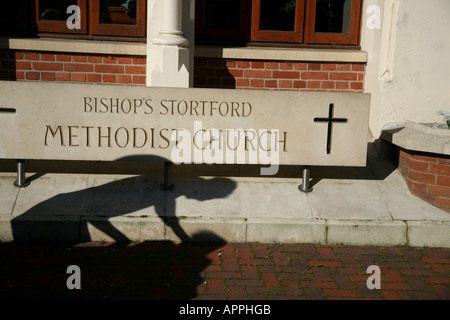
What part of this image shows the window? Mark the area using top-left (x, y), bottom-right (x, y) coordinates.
top-left (251, 0), bottom-right (305, 43)
top-left (196, 0), bottom-right (363, 47)
top-left (36, 0), bottom-right (88, 34)
top-left (89, 0), bottom-right (146, 37)
top-left (1, 0), bottom-right (147, 40)
top-left (304, 0), bottom-right (362, 45)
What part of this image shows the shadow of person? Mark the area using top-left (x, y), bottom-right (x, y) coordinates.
top-left (107, 231), bottom-right (227, 300)
top-left (11, 175), bottom-right (237, 243)
top-left (0, 231), bottom-right (226, 300)
top-left (75, 231), bottom-right (227, 300)
top-left (7, 172), bottom-right (235, 299)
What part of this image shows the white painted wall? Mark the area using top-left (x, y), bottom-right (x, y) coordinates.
top-left (362, 0), bottom-right (450, 137)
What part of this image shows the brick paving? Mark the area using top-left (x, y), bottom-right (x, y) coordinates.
top-left (0, 241), bottom-right (448, 300)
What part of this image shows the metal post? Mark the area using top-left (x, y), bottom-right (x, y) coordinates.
top-left (161, 162), bottom-right (174, 191)
top-left (299, 166), bottom-right (312, 193)
top-left (14, 159), bottom-right (30, 188)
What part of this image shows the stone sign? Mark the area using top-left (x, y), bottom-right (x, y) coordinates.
top-left (0, 81), bottom-right (370, 167)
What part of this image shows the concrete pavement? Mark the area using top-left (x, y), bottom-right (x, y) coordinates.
top-left (0, 143), bottom-right (449, 247)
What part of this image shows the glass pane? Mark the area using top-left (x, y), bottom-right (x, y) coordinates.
top-left (100, 0), bottom-right (138, 25)
top-left (315, 0), bottom-right (352, 33)
top-left (259, 0), bottom-right (296, 32)
top-left (39, 0), bottom-right (79, 21)
top-left (204, 0), bottom-right (241, 30)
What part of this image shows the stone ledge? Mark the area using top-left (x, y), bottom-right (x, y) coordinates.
top-left (381, 121), bottom-right (450, 155)
top-left (246, 218), bottom-right (327, 244)
top-left (407, 221), bottom-right (450, 248)
top-left (194, 45), bottom-right (368, 63)
top-left (1, 38), bottom-right (369, 64)
top-left (1, 37), bottom-right (146, 56)
top-left (326, 219), bottom-right (407, 246)
top-left (382, 122), bottom-right (450, 213)
top-left (1, 215), bottom-right (449, 247)
top-left (0, 215), bottom-right (80, 242)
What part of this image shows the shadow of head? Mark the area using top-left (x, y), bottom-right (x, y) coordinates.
top-left (188, 230), bottom-right (226, 243)
top-left (179, 177), bottom-right (237, 201)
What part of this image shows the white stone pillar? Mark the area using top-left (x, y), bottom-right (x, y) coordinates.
top-left (153, 0), bottom-right (189, 47)
top-left (148, 0), bottom-right (192, 88)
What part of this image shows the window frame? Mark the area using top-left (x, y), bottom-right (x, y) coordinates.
top-left (31, 0), bottom-right (147, 39)
top-left (251, 0), bottom-right (305, 44)
top-left (196, 0), bottom-right (363, 47)
top-left (35, 0), bottom-right (88, 35)
top-left (89, 0), bottom-right (147, 38)
top-left (304, 0), bottom-right (363, 45)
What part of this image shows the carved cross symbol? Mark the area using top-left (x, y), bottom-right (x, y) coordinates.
top-left (0, 108), bottom-right (16, 114)
top-left (314, 103), bottom-right (348, 154)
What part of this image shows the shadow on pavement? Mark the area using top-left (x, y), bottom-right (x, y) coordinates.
top-left (5, 161), bottom-right (235, 300)
top-left (0, 236), bottom-right (226, 300)
top-left (10, 174), bottom-right (237, 242)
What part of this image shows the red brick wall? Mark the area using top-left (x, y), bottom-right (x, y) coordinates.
top-left (1, 50), bottom-right (366, 93)
top-left (193, 57), bottom-right (365, 92)
top-left (0, 50), bottom-right (146, 85)
top-left (399, 149), bottom-right (450, 213)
